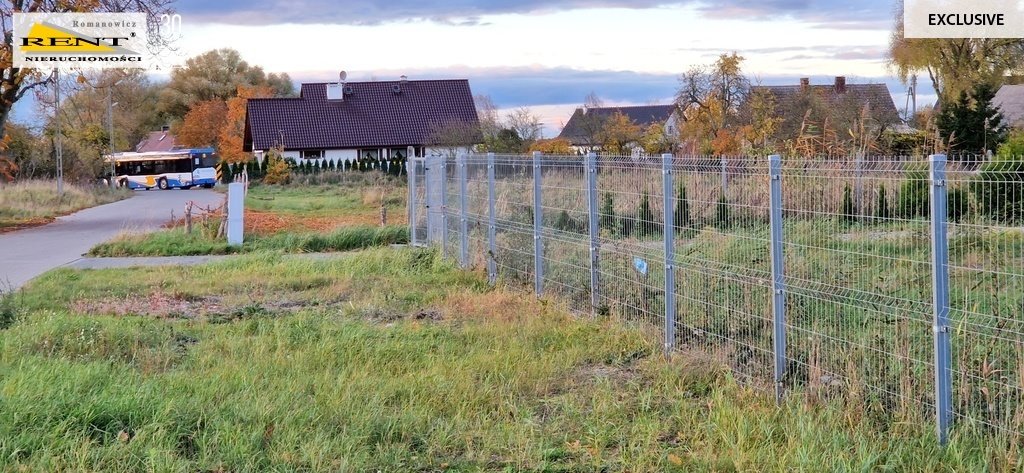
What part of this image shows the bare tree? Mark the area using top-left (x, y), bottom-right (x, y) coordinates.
top-left (506, 107), bottom-right (542, 144)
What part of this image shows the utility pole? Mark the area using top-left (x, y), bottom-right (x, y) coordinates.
top-left (54, 69), bottom-right (63, 197)
top-left (107, 86), bottom-right (116, 187)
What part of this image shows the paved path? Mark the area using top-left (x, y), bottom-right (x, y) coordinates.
top-left (0, 188), bottom-right (224, 290)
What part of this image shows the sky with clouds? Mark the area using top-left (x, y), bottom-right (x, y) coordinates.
top-left (18, 0), bottom-right (921, 135)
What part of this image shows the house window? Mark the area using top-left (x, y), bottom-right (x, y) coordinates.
top-left (390, 148), bottom-right (407, 160)
top-left (300, 150), bottom-right (325, 160)
top-left (359, 149), bottom-right (380, 160)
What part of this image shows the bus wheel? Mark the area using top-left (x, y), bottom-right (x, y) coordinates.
top-left (158, 178), bottom-right (169, 190)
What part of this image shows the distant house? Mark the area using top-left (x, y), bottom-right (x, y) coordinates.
top-left (243, 79), bottom-right (480, 163)
top-left (750, 76), bottom-right (902, 140)
top-left (558, 104), bottom-right (677, 150)
top-left (993, 84), bottom-right (1024, 128)
top-left (134, 126), bottom-right (178, 153)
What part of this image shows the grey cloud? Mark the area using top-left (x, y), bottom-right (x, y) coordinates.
top-left (175, 0), bottom-right (895, 28)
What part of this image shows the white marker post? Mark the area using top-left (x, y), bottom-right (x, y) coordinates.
top-left (227, 182), bottom-right (244, 245)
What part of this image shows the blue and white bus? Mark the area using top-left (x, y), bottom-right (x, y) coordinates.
top-left (107, 148), bottom-right (219, 190)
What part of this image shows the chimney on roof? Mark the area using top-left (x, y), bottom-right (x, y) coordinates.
top-left (834, 76), bottom-right (847, 94)
top-left (799, 77), bottom-right (810, 91)
top-left (400, 75), bottom-right (408, 83)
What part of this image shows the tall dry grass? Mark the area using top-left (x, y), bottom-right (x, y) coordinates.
top-left (0, 180), bottom-right (128, 228)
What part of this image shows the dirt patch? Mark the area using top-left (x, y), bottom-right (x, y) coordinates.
top-left (72, 292), bottom-right (226, 319)
top-left (412, 308), bottom-right (443, 321)
top-left (245, 209), bottom-right (406, 236)
top-left (0, 216), bottom-right (55, 234)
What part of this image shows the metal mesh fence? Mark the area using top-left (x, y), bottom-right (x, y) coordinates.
top-left (411, 152), bottom-right (1024, 444)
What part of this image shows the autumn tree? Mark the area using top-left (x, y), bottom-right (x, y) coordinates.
top-left (0, 0), bottom-right (175, 138)
top-left (219, 85), bottom-right (274, 163)
top-left (158, 49), bottom-right (293, 120)
top-left (676, 52), bottom-right (750, 151)
top-left (598, 112), bottom-right (642, 155)
top-left (889, 0), bottom-right (1024, 106)
top-left (529, 137), bottom-right (572, 155)
top-left (175, 99), bottom-right (227, 148)
top-left (640, 122), bottom-right (672, 155)
top-left (426, 119), bottom-right (482, 158)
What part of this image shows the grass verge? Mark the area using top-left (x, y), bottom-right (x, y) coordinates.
top-left (0, 180), bottom-right (129, 230)
top-left (0, 247), bottom-right (1017, 471)
top-left (89, 224), bottom-right (409, 256)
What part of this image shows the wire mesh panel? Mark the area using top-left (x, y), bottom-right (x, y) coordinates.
top-left (947, 156), bottom-right (1024, 437)
top-left (537, 156), bottom-right (591, 312)
top-left (594, 155), bottom-right (667, 333)
top-left (413, 151), bottom-right (1024, 443)
top-left (669, 156), bottom-right (774, 386)
top-left (779, 157), bottom-right (935, 422)
top-left (491, 154), bottom-right (537, 287)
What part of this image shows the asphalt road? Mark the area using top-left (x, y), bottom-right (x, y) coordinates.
top-left (0, 188), bottom-right (224, 290)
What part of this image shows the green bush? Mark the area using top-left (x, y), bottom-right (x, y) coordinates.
top-left (715, 192), bottom-right (731, 228)
top-left (841, 184), bottom-right (856, 222)
top-left (599, 193), bottom-right (616, 235)
top-left (875, 185), bottom-right (890, 221)
top-left (970, 158), bottom-right (1024, 223)
top-left (674, 183), bottom-right (691, 231)
top-left (635, 191), bottom-right (657, 238)
top-left (896, 171), bottom-right (929, 219)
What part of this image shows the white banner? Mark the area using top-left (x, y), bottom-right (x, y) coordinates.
top-left (904, 0), bottom-right (1024, 38)
top-left (12, 12), bottom-right (152, 69)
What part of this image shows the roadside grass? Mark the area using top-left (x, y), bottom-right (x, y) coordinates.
top-left (88, 177), bottom-right (408, 256)
top-left (0, 180), bottom-right (129, 230)
top-left (0, 247), bottom-right (1017, 471)
top-left (89, 224), bottom-right (409, 256)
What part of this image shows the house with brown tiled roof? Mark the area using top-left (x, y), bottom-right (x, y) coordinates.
top-left (243, 78), bottom-right (480, 163)
top-left (750, 76), bottom-right (902, 141)
top-left (558, 104), bottom-right (677, 149)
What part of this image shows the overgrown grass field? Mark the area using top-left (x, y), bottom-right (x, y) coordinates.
top-left (0, 180), bottom-right (129, 230)
top-left (0, 248), bottom-right (1015, 471)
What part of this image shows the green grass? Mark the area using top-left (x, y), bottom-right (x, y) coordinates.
top-left (89, 224), bottom-right (410, 256)
top-left (246, 176), bottom-right (405, 218)
top-left (0, 247), bottom-right (1019, 471)
top-left (0, 180), bottom-right (129, 229)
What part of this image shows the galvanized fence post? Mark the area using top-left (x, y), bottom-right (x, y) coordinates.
top-left (533, 151), bottom-right (544, 296)
top-left (440, 157), bottom-right (449, 258)
top-left (768, 154), bottom-right (787, 404)
top-left (487, 153), bottom-right (498, 284)
top-left (662, 153), bottom-right (676, 354)
top-left (408, 157), bottom-right (418, 246)
top-left (854, 152), bottom-right (864, 221)
top-left (458, 153), bottom-right (469, 268)
top-left (929, 153), bottom-right (953, 446)
top-left (585, 152), bottom-right (600, 316)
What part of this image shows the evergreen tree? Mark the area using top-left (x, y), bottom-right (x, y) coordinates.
top-left (599, 193), bottom-right (616, 235)
top-left (715, 192), bottom-right (731, 227)
top-left (674, 182), bottom-right (691, 232)
top-left (875, 185), bottom-right (891, 221)
top-left (937, 83), bottom-right (1007, 156)
top-left (636, 191), bottom-right (655, 237)
top-left (841, 183), bottom-right (856, 222)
